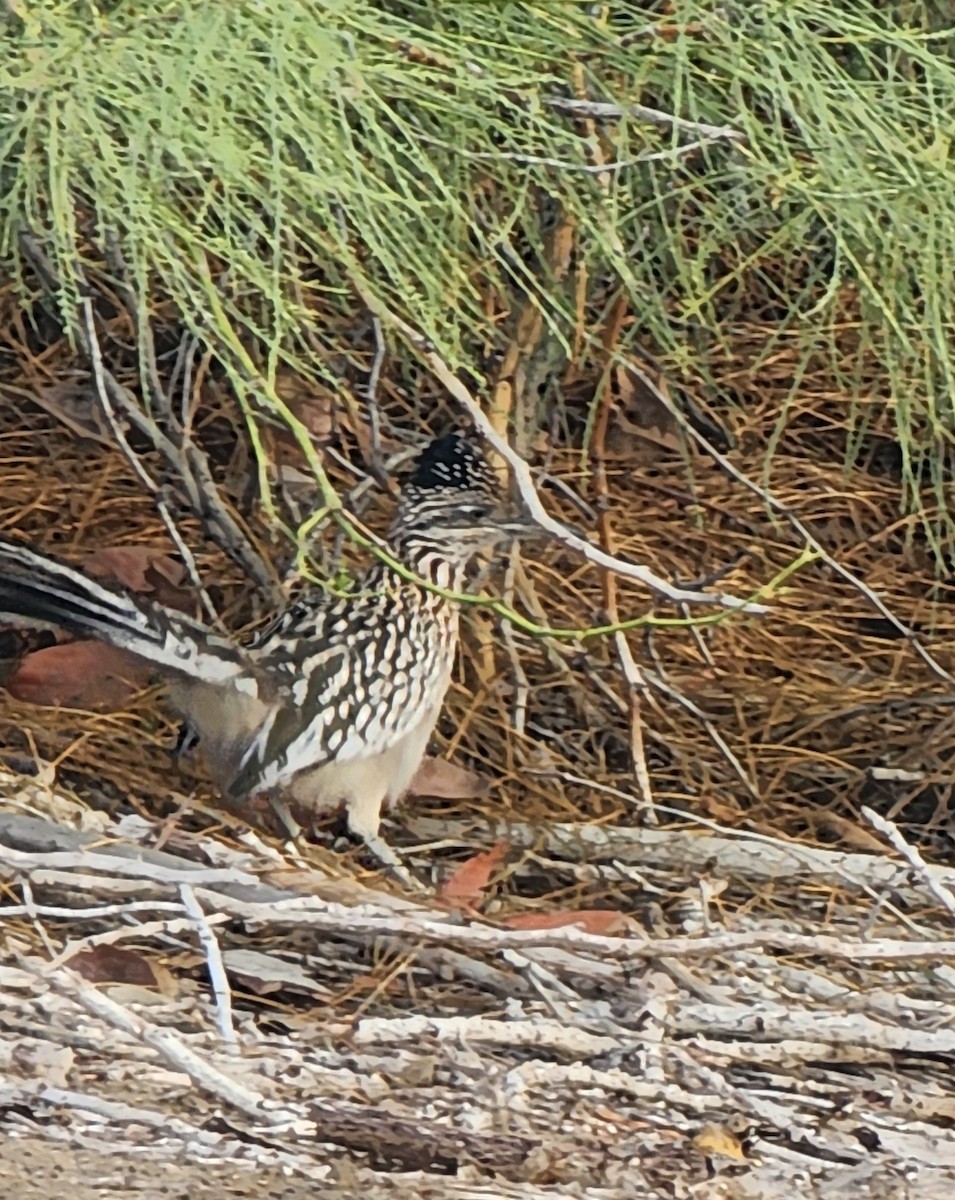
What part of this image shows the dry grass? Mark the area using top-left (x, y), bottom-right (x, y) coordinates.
top-left (5, 293), bottom-right (953, 870)
top-left (2, 279), bottom-right (955, 1195)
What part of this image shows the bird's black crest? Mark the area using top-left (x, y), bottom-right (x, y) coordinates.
top-left (409, 432), bottom-right (490, 490)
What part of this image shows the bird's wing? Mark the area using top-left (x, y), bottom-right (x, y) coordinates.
top-left (227, 640), bottom-right (418, 798)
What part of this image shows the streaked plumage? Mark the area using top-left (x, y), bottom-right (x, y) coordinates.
top-left (0, 432), bottom-right (523, 872)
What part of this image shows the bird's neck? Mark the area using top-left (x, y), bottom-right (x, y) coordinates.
top-left (364, 535), bottom-right (469, 595)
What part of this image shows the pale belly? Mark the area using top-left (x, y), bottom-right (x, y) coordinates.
top-left (170, 672), bottom-right (448, 827)
top-left (287, 696), bottom-right (442, 813)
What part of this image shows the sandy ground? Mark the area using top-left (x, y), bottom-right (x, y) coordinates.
top-left (0, 1135), bottom-right (343, 1200)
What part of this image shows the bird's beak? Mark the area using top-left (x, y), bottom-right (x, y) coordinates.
top-left (495, 517), bottom-right (546, 543)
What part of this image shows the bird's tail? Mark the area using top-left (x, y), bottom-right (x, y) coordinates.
top-left (0, 538), bottom-right (245, 686)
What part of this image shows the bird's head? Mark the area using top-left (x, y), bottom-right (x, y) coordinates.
top-left (392, 432), bottom-right (535, 569)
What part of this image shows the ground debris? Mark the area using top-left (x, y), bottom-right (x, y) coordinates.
top-left (0, 797), bottom-right (953, 1197)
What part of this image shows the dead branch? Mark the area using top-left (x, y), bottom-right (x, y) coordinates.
top-left (18, 232), bottom-right (276, 595)
top-left (617, 355), bottom-right (954, 683)
top-left (545, 96), bottom-right (746, 144)
top-left (348, 278), bottom-right (766, 613)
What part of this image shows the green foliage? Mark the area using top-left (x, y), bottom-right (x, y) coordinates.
top-left (2, 1), bottom-right (955, 529)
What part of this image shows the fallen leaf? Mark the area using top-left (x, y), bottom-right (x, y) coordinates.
top-left (6, 641), bottom-right (151, 708)
top-left (85, 546), bottom-right (190, 609)
top-left (607, 364), bottom-right (683, 456)
top-left (814, 811), bottom-right (886, 854)
top-left (0, 627), bottom-right (57, 687)
top-left (696, 794), bottom-right (746, 824)
top-left (438, 842), bottom-right (509, 909)
top-left (69, 945), bottom-right (178, 997)
top-left (408, 756), bottom-right (490, 800)
top-left (29, 381), bottom-right (112, 443)
top-left (274, 369), bottom-right (337, 442)
top-left (502, 909), bottom-right (630, 936)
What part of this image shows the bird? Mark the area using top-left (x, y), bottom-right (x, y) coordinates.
top-left (0, 431), bottom-right (533, 879)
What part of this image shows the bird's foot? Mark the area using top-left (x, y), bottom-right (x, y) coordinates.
top-left (172, 721), bottom-right (201, 760)
top-left (357, 827), bottom-right (424, 892)
top-left (270, 799), bottom-right (422, 891)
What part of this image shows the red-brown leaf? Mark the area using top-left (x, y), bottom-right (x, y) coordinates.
top-left (437, 842), bottom-right (509, 909)
top-left (275, 372), bottom-right (337, 442)
top-left (70, 945), bottom-right (175, 994)
top-left (501, 909), bottom-right (629, 936)
top-left (85, 546), bottom-right (191, 610)
top-left (408, 756), bottom-right (490, 800)
top-left (6, 642), bottom-right (151, 708)
top-left (85, 545), bottom-right (182, 592)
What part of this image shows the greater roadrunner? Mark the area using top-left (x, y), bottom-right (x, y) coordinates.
top-left (0, 432), bottom-right (530, 876)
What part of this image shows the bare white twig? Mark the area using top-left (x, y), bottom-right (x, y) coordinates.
top-left (415, 130), bottom-right (732, 173)
top-left (617, 357), bottom-right (954, 682)
top-left (643, 635), bottom-right (760, 799)
top-left (156, 493), bottom-right (224, 629)
top-left (505, 1061), bottom-right (720, 1116)
top-left (0, 842), bottom-right (259, 887)
top-left (407, 808), bottom-right (941, 922)
top-left (193, 887), bottom-right (955, 964)
top-left (501, 548), bottom-right (530, 734)
top-left (19, 878), bottom-right (57, 957)
top-left (79, 297), bottom-right (181, 469)
top-left (26, 234), bottom-right (273, 594)
top-left (43, 965), bottom-right (304, 1128)
top-left (81, 298), bottom-right (226, 628)
top-left (349, 285), bottom-right (764, 613)
top-left (7, 1084), bottom-right (190, 1131)
top-left (863, 807), bottom-right (955, 923)
top-left (545, 96), bottom-right (745, 144)
top-left (366, 314), bottom-right (386, 465)
top-left (612, 630), bottom-right (655, 820)
top-left (676, 999), bottom-right (955, 1055)
top-left (473, 406), bottom-right (764, 611)
top-left (354, 1013), bottom-right (623, 1057)
top-left (500, 950), bottom-right (576, 1020)
top-left (180, 884), bottom-right (239, 1054)
top-left (43, 914), bottom-right (230, 972)
top-left (0, 900), bottom-right (185, 920)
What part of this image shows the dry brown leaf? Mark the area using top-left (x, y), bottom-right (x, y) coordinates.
top-left (607, 364), bottom-right (683, 456)
top-left (502, 909), bottom-right (630, 936)
top-left (6, 641), bottom-right (151, 709)
top-left (696, 794), bottom-right (746, 824)
top-left (274, 369), bottom-right (337, 442)
top-left (28, 381), bottom-right (111, 443)
top-left (408, 756), bottom-right (490, 800)
top-left (814, 811), bottom-right (887, 854)
top-left (296, 395), bottom-right (336, 441)
top-left (70, 945), bottom-right (178, 997)
top-left (0, 627), bottom-right (58, 688)
top-left (85, 545), bottom-right (190, 609)
top-left (438, 841), bottom-right (509, 909)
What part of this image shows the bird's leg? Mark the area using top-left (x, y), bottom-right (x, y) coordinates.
top-left (346, 792), bottom-right (422, 891)
top-left (270, 796), bottom-right (303, 840)
top-left (360, 828), bottom-right (421, 891)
